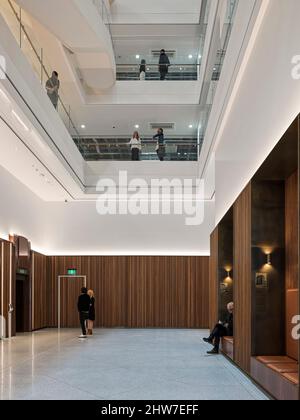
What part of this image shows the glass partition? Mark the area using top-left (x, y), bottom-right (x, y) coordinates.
top-left (198, 0), bottom-right (239, 151)
top-left (116, 64), bottom-right (200, 81)
top-left (73, 137), bottom-right (198, 162)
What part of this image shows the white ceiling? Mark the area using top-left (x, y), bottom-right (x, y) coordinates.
top-left (70, 104), bottom-right (200, 137)
top-left (111, 24), bottom-right (203, 65)
top-left (110, 0), bottom-right (203, 24)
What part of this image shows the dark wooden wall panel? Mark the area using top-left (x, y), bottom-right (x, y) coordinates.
top-left (32, 252), bottom-right (48, 331)
top-left (47, 256), bottom-right (209, 329)
top-left (209, 229), bottom-right (219, 330)
top-left (286, 171), bottom-right (299, 290)
top-left (0, 240), bottom-right (15, 338)
top-left (234, 184), bottom-right (252, 373)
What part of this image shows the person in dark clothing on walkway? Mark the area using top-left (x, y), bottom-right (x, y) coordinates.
top-left (159, 49), bottom-right (170, 80)
top-left (203, 302), bottom-right (234, 354)
top-left (153, 128), bottom-right (166, 161)
top-left (46, 71), bottom-right (60, 109)
top-left (87, 289), bottom-right (95, 336)
top-left (77, 287), bottom-right (91, 338)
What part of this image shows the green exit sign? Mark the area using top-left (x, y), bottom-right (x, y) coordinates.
top-left (67, 268), bottom-right (77, 276)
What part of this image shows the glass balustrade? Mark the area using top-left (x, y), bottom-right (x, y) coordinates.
top-left (73, 137), bottom-right (199, 162)
top-left (198, 0), bottom-right (239, 150)
top-left (116, 64), bottom-right (201, 81)
top-left (1, 0), bottom-right (85, 137)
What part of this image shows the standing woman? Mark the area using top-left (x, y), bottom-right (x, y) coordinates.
top-left (129, 131), bottom-right (142, 161)
top-left (87, 290), bottom-right (95, 335)
top-left (139, 59), bottom-right (146, 80)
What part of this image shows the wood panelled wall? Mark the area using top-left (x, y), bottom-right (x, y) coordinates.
top-left (47, 256), bottom-right (209, 329)
top-left (286, 171), bottom-right (299, 290)
top-left (209, 229), bottom-right (219, 330)
top-left (0, 240), bottom-right (15, 338)
top-left (233, 184), bottom-right (252, 373)
top-left (32, 252), bottom-right (48, 331)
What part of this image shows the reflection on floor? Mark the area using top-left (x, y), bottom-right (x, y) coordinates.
top-left (0, 329), bottom-right (269, 400)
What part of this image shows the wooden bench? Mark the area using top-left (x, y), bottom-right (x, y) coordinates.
top-left (251, 356), bottom-right (298, 400)
top-left (221, 337), bottom-right (234, 360)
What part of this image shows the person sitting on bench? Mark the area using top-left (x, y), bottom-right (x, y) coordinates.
top-left (203, 302), bottom-right (234, 355)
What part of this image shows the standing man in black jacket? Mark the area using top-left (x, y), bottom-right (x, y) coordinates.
top-left (203, 302), bottom-right (234, 354)
top-left (159, 49), bottom-right (170, 80)
top-left (77, 287), bottom-right (91, 338)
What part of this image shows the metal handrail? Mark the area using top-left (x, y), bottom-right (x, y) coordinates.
top-left (7, 0), bottom-right (80, 137)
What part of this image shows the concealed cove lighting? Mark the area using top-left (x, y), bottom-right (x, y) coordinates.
top-left (11, 110), bottom-right (29, 132)
top-left (0, 88), bottom-right (10, 105)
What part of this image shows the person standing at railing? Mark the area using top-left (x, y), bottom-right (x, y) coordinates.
top-left (159, 50), bottom-right (170, 81)
top-left (140, 59), bottom-right (146, 81)
top-left (46, 71), bottom-right (60, 110)
top-left (129, 131), bottom-right (142, 161)
top-left (153, 128), bottom-right (166, 161)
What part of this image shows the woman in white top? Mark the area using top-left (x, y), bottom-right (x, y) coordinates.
top-left (129, 131), bottom-right (142, 161)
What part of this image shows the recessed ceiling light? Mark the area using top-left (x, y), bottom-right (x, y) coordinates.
top-left (198, 54), bottom-right (202, 59)
top-left (136, 55), bottom-right (140, 59)
top-left (135, 124), bottom-right (140, 129)
top-left (189, 124), bottom-right (193, 128)
top-left (81, 124), bottom-right (86, 129)
top-left (180, 67), bottom-right (183, 71)
top-left (188, 54), bottom-right (193, 59)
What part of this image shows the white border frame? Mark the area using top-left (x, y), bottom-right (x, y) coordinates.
top-left (57, 275), bottom-right (87, 329)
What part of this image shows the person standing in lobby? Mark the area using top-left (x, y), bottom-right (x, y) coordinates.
top-left (77, 287), bottom-right (91, 338)
top-left (87, 289), bottom-right (95, 335)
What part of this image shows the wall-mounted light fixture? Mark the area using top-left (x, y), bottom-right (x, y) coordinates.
top-left (267, 254), bottom-right (272, 266)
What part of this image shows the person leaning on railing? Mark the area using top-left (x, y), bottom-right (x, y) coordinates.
top-left (46, 71), bottom-right (60, 110)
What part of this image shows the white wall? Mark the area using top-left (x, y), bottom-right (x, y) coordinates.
top-left (0, 164), bottom-right (214, 255)
top-left (15, 0), bottom-right (116, 89)
top-left (0, 166), bottom-right (47, 251)
top-left (213, 0), bottom-right (300, 224)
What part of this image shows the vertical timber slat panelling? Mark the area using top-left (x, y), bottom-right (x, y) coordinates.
top-left (0, 240), bottom-right (15, 338)
top-left (46, 256), bottom-right (209, 329)
top-left (209, 229), bottom-right (219, 330)
top-left (286, 171), bottom-right (299, 290)
top-left (32, 252), bottom-right (48, 331)
top-left (234, 184), bottom-right (252, 373)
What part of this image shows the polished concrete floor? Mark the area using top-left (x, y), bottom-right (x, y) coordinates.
top-left (0, 329), bottom-right (269, 400)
